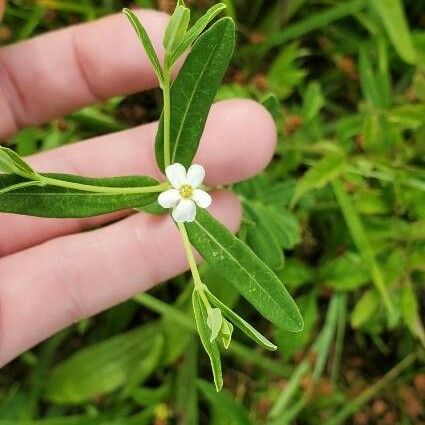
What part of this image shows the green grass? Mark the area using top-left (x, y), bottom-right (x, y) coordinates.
top-left (1, 0), bottom-right (424, 424)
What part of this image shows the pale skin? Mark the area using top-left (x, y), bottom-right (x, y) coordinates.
top-left (0, 9), bottom-right (277, 366)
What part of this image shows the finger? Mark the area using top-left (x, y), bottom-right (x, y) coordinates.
top-left (0, 1), bottom-right (5, 21)
top-left (0, 9), bottom-right (168, 138)
top-left (0, 99), bottom-right (276, 256)
top-left (0, 191), bottom-right (241, 366)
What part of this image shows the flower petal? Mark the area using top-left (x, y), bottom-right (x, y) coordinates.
top-left (165, 163), bottom-right (187, 189)
top-left (192, 189), bottom-right (212, 208)
top-left (186, 164), bottom-right (205, 188)
top-left (158, 189), bottom-right (181, 208)
top-left (172, 199), bottom-right (196, 223)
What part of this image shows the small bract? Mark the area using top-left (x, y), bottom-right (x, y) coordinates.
top-left (158, 163), bottom-right (212, 222)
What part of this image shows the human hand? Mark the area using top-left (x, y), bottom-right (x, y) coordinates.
top-left (0, 9), bottom-right (276, 366)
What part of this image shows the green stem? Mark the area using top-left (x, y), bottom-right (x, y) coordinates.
top-left (162, 69), bottom-right (172, 168)
top-left (134, 292), bottom-right (292, 377)
top-left (178, 222), bottom-right (210, 307)
top-left (0, 180), bottom-right (44, 194)
top-left (41, 175), bottom-right (169, 195)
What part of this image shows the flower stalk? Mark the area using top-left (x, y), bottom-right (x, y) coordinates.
top-left (178, 222), bottom-right (211, 308)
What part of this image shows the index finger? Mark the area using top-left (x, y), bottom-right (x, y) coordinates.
top-left (0, 9), bottom-right (168, 138)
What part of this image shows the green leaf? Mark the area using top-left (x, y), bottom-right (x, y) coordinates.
top-left (291, 153), bottom-right (346, 208)
top-left (332, 179), bottom-right (396, 324)
top-left (135, 287), bottom-right (194, 366)
top-left (135, 199), bottom-right (165, 215)
top-left (278, 258), bottom-right (314, 289)
top-left (123, 8), bottom-right (164, 84)
top-left (401, 280), bottom-right (425, 347)
top-left (261, 93), bottom-right (283, 121)
top-left (155, 18), bottom-right (235, 171)
top-left (266, 0), bottom-right (367, 49)
top-left (132, 383), bottom-right (171, 407)
top-left (186, 209), bottom-right (303, 332)
top-left (169, 3), bottom-right (227, 65)
top-left (302, 82), bottom-right (324, 122)
top-left (0, 417), bottom-right (112, 425)
top-left (244, 203), bottom-right (284, 271)
top-left (219, 318), bottom-right (233, 349)
top-left (0, 180), bottom-right (44, 195)
top-left (254, 204), bottom-right (300, 249)
top-left (275, 292), bottom-right (318, 360)
top-left (319, 252), bottom-right (370, 291)
top-left (164, 4), bottom-right (190, 59)
top-left (351, 289), bottom-right (380, 328)
top-left (207, 307), bottom-right (223, 342)
top-left (359, 45), bottom-right (389, 109)
top-left (0, 174), bottom-right (159, 218)
top-left (44, 323), bottom-right (161, 404)
top-left (205, 289), bottom-right (277, 351)
top-left (198, 380), bottom-right (252, 425)
top-left (370, 0), bottom-right (416, 64)
top-left (175, 338), bottom-right (199, 425)
top-left (0, 146), bottom-right (39, 178)
top-left (120, 334), bottom-right (164, 398)
top-left (192, 290), bottom-right (223, 391)
top-left (267, 43), bottom-right (307, 100)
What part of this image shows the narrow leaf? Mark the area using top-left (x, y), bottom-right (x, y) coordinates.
top-left (351, 289), bottom-right (380, 328)
top-left (291, 153), bottom-right (346, 208)
top-left (401, 279), bottom-right (425, 347)
top-left (0, 173), bottom-right (159, 218)
top-left (206, 307), bottom-right (223, 342)
top-left (370, 0), bottom-right (416, 64)
top-left (45, 324), bottom-right (160, 404)
top-left (169, 3), bottom-right (227, 65)
top-left (155, 17), bottom-right (235, 171)
top-left (192, 290), bottom-right (223, 391)
top-left (220, 318), bottom-right (233, 349)
top-left (186, 209), bottom-right (303, 332)
top-left (0, 146), bottom-right (38, 178)
top-left (261, 93), bottom-right (283, 121)
top-left (205, 289), bottom-right (277, 350)
top-left (123, 8), bottom-right (164, 84)
top-left (175, 338), bottom-right (199, 424)
top-left (302, 82), bottom-right (324, 121)
top-left (164, 5), bottom-right (190, 55)
top-left (332, 178), bottom-right (396, 323)
top-left (245, 204), bottom-right (284, 271)
top-left (198, 380), bottom-right (252, 425)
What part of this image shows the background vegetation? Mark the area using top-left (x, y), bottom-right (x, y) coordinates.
top-left (1, 0), bottom-right (424, 424)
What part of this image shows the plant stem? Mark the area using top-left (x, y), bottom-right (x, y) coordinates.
top-left (178, 222), bottom-right (210, 307)
top-left (41, 176), bottom-right (169, 195)
top-left (0, 180), bottom-right (44, 194)
top-left (162, 69), bottom-right (172, 168)
top-left (161, 64), bottom-right (208, 306)
top-left (134, 292), bottom-right (292, 377)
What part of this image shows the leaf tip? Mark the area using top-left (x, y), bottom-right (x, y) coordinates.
top-left (293, 315), bottom-right (304, 333)
top-left (214, 379), bottom-right (223, 392)
top-left (267, 342), bottom-right (278, 351)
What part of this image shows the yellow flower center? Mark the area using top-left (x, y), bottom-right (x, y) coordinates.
top-left (179, 184), bottom-right (193, 199)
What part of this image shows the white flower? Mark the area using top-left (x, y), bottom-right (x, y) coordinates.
top-left (158, 163), bottom-right (212, 223)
